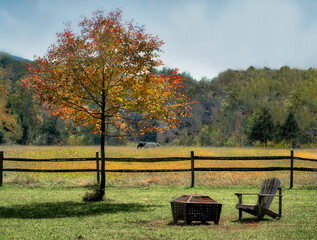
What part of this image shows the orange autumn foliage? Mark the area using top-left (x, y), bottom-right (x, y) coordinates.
top-left (24, 9), bottom-right (194, 198)
top-left (0, 80), bottom-right (20, 139)
top-left (24, 9), bottom-right (193, 136)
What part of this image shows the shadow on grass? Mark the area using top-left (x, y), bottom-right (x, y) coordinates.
top-left (0, 201), bottom-right (160, 219)
top-left (168, 221), bottom-right (212, 226)
top-left (231, 218), bottom-right (270, 224)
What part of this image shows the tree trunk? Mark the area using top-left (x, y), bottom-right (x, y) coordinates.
top-left (98, 83), bottom-right (106, 200)
top-left (99, 129), bottom-right (106, 200)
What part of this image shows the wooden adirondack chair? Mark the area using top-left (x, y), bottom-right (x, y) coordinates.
top-left (235, 178), bottom-right (282, 220)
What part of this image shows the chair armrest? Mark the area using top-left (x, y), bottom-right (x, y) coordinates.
top-left (235, 193), bottom-right (259, 203)
top-left (258, 194), bottom-right (283, 197)
top-left (234, 193), bottom-right (261, 196)
top-left (234, 192), bottom-right (261, 204)
top-left (235, 193), bottom-right (282, 197)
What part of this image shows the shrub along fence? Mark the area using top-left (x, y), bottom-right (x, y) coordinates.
top-left (0, 150), bottom-right (316, 188)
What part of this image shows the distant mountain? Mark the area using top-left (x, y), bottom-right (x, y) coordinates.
top-left (0, 51), bottom-right (30, 86)
top-left (0, 51), bottom-right (31, 61)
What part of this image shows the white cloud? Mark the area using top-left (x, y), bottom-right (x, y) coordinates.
top-left (210, 0), bottom-right (302, 68)
top-left (158, 0), bottom-right (307, 78)
top-left (1, 0), bottom-right (317, 79)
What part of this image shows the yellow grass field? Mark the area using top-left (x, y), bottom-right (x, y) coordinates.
top-left (1, 145), bottom-right (316, 187)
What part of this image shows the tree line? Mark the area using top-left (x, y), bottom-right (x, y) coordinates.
top-left (0, 53), bottom-right (316, 147)
top-left (176, 66), bottom-right (316, 147)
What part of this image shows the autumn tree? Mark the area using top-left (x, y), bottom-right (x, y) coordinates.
top-left (0, 79), bottom-right (22, 143)
top-left (0, 58), bottom-right (23, 144)
top-left (25, 10), bottom-right (192, 200)
top-left (0, 80), bottom-right (10, 143)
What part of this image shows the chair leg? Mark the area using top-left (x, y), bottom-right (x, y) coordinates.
top-left (257, 208), bottom-right (264, 220)
top-left (279, 188), bottom-right (282, 218)
top-left (239, 209), bottom-right (242, 220)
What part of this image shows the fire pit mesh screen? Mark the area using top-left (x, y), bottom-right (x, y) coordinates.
top-left (171, 194), bottom-right (222, 225)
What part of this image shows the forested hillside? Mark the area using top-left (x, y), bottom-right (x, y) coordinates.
top-left (178, 67), bottom-right (316, 147)
top-left (0, 53), bottom-right (316, 146)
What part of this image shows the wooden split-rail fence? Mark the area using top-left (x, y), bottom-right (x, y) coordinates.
top-left (0, 150), bottom-right (316, 188)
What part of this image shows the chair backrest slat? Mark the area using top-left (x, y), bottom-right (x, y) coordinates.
top-left (257, 178), bottom-right (281, 209)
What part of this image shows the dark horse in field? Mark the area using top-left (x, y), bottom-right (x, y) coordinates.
top-left (137, 142), bottom-right (158, 148)
top-left (137, 142), bottom-right (146, 148)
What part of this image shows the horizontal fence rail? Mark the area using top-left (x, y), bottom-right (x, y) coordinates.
top-left (101, 157), bottom-right (191, 162)
top-left (195, 167), bottom-right (317, 172)
top-left (0, 150), bottom-right (316, 188)
top-left (4, 158), bottom-right (97, 162)
top-left (293, 157), bottom-right (317, 162)
top-left (194, 156), bottom-right (290, 160)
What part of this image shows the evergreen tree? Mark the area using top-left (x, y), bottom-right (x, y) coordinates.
top-left (273, 122), bottom-right (283, 144)
top-left (198, 125), bottom-right (213, 146)
top-left (247, 108), bottom-right (274, 147)
top-left (281, 113), bottom-right (300, 148)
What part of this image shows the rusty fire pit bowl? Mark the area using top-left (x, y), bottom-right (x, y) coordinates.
top-left (171, 194), bottom-right (222, 225)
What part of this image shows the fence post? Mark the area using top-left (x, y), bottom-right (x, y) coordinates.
top-left (191, 151), bottom-right (195, 187)
top-left (96, 152), bottom-right (100, 184)
top-left (0, 151), bottom-right (3, 187)
top-left (290, 150), bottom-right (294, 189)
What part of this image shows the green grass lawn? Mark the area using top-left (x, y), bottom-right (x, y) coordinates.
top-left (1, 146), bottom-right (316, 239)
top-left (0, 184), bottom-right (316, 240)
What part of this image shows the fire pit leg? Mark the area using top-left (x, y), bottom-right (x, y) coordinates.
top-left (214, 220), bottom-right (219, 225)
top-left (186, 219), bottom-right (191, 225)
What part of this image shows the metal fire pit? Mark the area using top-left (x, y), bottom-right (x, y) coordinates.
top-left (171, 194), bottom-right (222, 225)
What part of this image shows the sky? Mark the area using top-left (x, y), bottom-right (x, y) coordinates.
top-left (1, 0), bottom-right (317, 80)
